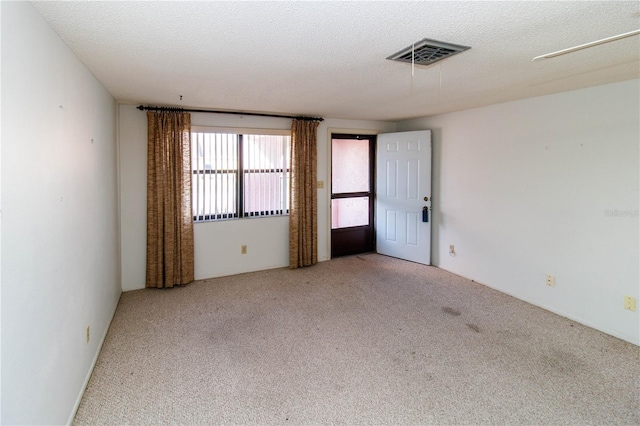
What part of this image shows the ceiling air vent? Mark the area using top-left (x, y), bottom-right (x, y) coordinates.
top-left (387, 38), bottom-right (470, 66)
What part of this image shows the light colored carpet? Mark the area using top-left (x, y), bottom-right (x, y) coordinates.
top-left (74, 254), bottom-right (639, 425)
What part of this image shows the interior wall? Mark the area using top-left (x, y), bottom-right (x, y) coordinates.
top-left (1, 2), bottom-right (121, 424)
top-left (119, 105), bottom-right (395, 290)
top-left (397, 79), bottom-right (640, 345)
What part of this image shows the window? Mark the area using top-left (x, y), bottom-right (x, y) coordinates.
top-left (191, 128), bottom-right (291, 222)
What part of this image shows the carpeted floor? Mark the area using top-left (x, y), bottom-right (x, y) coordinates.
top-left (74, 254), bottom-right (639, 425)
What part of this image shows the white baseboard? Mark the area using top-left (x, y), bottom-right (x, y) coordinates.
top-left (435, 266), bottom-right (639, 347)
top-left (66, 293), bottom-right (122, 425)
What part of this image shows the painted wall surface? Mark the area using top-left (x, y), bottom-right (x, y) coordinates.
top-left (119, 105), bottom-right (395, 290)
top-left (397, 79), bottom-right (640, 345)
top-left (119, 105), bottom-right (148, 291)
top-left (1, 2), bottom-right (121, 424)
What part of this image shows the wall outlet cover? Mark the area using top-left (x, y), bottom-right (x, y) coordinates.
top-left (624, 296), bottom-right (636, 311)
top-left (545, 275), bottom-right (555, 287)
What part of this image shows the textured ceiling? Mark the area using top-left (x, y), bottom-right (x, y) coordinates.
top-left (33, 1), bottom-right (640, 121)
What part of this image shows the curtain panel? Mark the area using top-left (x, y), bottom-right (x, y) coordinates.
top-left (146, 111), bottom-right (195, 288)
top-left (289, 119), bottom-right (320, 268)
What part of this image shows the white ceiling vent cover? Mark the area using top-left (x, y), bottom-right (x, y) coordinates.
top-left (387, 38), bottom-right (471, 66)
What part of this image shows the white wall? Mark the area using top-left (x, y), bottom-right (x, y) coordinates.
top-left (1, 2), bottom-right (121, 424)
top-left (119, 106), bottom-right (148, 290)
top-left (119, 105), bottom-right (395, 290)
top-left (397, 79), bottom-right (640, 345)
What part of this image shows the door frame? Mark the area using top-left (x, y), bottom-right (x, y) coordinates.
top-left (325, 128), bottom-right (381, 260)
top-left (330, 133), bottom-right (376, 258)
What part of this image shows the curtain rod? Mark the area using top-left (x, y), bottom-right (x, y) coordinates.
top-left (137, 105), bottom-right (323, 122)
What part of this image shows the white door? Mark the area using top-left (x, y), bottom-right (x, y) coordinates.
top-left (376, 130), bottom-right (431, 265)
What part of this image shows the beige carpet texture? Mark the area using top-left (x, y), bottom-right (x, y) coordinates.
top-left (74, 254), bottom-right (639, 425)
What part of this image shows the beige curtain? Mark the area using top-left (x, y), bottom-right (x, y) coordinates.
top-left (146, 111), bottom-right (195, 288)
top-left (289, 119), bottom-right (320, 268)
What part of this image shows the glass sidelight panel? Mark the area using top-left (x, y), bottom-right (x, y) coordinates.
top-left (331, 197), bottom-right (370, 229)
top-left (332, 139), bottom-right (370, 194)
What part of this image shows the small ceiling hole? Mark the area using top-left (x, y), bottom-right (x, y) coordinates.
top-left (387, 38), bottom-right (470, 66)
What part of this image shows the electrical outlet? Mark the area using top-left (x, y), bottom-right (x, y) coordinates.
top-left (317, 180), bottom-right (324, 189)
top-left (545, 274), bottom-right (555, 287)
top-left (241, 245), bottom-right (247, 254)
top-left (86, 326), bottom-right (90, 344)
top-left (449, 244), bottom-right (455, 254)
top-left (624, 296), bottom-right (636, 311)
